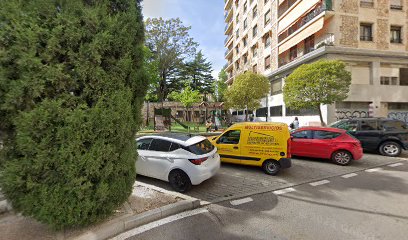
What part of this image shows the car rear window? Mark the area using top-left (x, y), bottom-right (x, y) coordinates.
top-left (380, 120), bottom-right (408, 131)
top-left (313, 131), bottom-right (341, 139)
top-left (186, 139), bottom-right (215, 155)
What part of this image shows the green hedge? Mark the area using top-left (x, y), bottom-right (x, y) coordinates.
top-left (0, 0), bottom-right (147, 229)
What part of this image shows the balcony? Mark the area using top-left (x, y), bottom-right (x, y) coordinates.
top-left (278, 0), bottom-right (298, 18)
top-left (225, 47), bottom-right (233, 58)
top-left (224, 8), bottom-right (233, 22)
top-left (278, 1), bottom-right (331, 44)
top-left (224, 34), bottom-right (233, 45)
top-left (279, 33), bottom-right (334, 67)
top-left (224, 0), bottom-right (233, 11)
top-left (224, 20), bottom-right (233, 35)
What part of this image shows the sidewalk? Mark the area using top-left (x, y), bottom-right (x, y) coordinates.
top-left (0, 182), bottom-right (199, 240)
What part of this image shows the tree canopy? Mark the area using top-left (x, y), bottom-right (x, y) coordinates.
top-left (213, 67), bottom-right (228, 102)
top-left (168, 86), bottom-right (202, 121)
top-left (0, 0), bottom-right (147, 229)
top-left (283, 59), bottom-right (351, 125)
top-left (145, 18), bottom-right (198, 101)
top-left (224, 72), bottom-right (270, 120)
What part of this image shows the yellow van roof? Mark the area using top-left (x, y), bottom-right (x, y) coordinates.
top-left (232, 122), bottom-right (287, 127)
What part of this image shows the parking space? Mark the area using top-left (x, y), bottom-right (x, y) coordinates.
top-left (137, 153), bottom-right (407, 203)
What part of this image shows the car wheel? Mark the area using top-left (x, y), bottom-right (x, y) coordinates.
top-left (168, 169), bottom-right (192, 193)
top-left (331, 150), bottom-right (353, 166)
top-left (262, 160), bottom-right (280, 176)
top-left (379, 141), bottom-right (402, 157)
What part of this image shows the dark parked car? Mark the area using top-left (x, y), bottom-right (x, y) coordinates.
top-left (329, 118), bottom-right (408, 157)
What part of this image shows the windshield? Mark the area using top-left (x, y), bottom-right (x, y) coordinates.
top-left (186, 139), bottom-right (215, 155)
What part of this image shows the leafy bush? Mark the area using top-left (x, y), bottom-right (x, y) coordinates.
top-left (0, 0), bottom-right (147, 229)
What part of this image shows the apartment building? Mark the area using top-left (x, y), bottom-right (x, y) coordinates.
top-left (224, 0), bottom-right (408, 125)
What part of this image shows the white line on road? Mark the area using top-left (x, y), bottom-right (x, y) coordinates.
top-left (230, 197), bottom-right (253, 206)
top-left (365, 168), bottom-right (383, 172)
top-left (273, 188), bottom-right (296, 195)
top-left (341, 173), bottom-right (358, 179)
top-left (309, 180), bottom-right (330, 186)
top-left (388, 163), bottom-right (404, 167)
top-left (111, 208), bottom-right (209, 240)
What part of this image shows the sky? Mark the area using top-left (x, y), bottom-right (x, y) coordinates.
top-left (142, 0), bottom-right (225, 79)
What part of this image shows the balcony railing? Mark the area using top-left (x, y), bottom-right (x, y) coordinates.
top-left (360, 0), bottom-right (374, 8)
top-left (360, 35), bottom-right (373, 41)
top-left (224, 35), bottom-right (232, 44)
top-left (278, 1), bottom-right (331, 43)
top-left (390, 4), bottom-right (403, 10)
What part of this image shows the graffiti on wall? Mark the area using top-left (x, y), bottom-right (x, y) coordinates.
top-left (388, 112), bottom-right (408, 124)
top-left (336, 110), bottom-right (369, 120)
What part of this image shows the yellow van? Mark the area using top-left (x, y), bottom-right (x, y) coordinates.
top-left (209, 122), bottom-right (292, 175)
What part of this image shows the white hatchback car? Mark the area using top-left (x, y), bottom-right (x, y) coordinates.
top-left (136, 133), bottom-right (220, 192)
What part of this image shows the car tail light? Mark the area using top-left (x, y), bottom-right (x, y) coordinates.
top-left (287, 137), bottom-right (292, 158)
top-left (189, 157), bottom-right (208, 165)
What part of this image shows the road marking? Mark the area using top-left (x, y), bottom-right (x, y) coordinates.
top-left (388, 163), bottom-right (404, 167)
top-left (230, 197), bottom-right (253, 206)
top-left (273, 187), bottom-right (296, 195)
top-left (309, 180), bottom-right (330, 186)
top-left (342, 173), bottom-right (358, 179)
top-left (365, 168), bottom-right (383, 172)
top-left (111, 208), bottom-right (209, 240)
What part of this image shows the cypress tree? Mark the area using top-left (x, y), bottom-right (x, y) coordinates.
top-left (0, 0), bottom-right (147, 229)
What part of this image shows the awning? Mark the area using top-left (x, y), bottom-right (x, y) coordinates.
top-left (278, 16), bottom-right (324, 54)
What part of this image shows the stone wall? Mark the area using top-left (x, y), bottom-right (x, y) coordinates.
top-left (376, 19), bottom-right (389, 50)
top-left (339, 15), bottom-right (359, 47)
top-left (339, 0), bottom-right (359, 14)
top-left (377, 0), bottom-right (390, 17)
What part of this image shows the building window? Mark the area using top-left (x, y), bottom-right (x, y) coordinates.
top-left (360, 0), bottom-right (374, 8)
top-left (286, 107), bottom-right (319, 116)
top-left (264, 0), bottom-right (269, 4)
top-left (360, 23), bottom-right (373, 41)
top-left (264, 33), bottom-right (271, 48)
top-left (271, 79), bottom-right (282, 95)
top-left (304, 35), bottom-right (315, 54)
top-left (289, 46), bottom-right (297, 61)
top-left (243, 54), bottom-right (248, 64)
top-left (235, 61), bottom-right (240, 70)
top-left (391, 26), bottom-right (402, 43)
top-left (253, 64), bottom-right (258, 73)
top-left (256, 107), bottom-right (268, 117)
top-left (251, 45), bottom-right (258, 57)
top-left (235, 46), bottom-right (239, 54)
top-left (253, 6), bottom-right (258, 18)
top-left (243, 36), bottom-right (248, 47)
top-left (252, 25), bottom-right (258, 37)
top-left (390, 0), bottom-right (403, 10)
top-left (265, 55), bottom-right (271, 70)
top-left (236, 14), bottom-right (239, 24)
top-left (244, 18), bottom-right (248, 30)
top-left (380, 76), bottom-right (398, 85)
top-left (264, 9), bottom-right (271, 26)
top-left (270, 106), bottom-right (283, 117)
top-left (236, 29), bottom-right (239, 39)
top-left (244, 1), bottom-right (248, 12)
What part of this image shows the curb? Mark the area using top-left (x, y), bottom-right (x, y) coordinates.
top-left (70, 199), bottom-right (200, 240)
top-left (0, 200), bottom-right (11, 214)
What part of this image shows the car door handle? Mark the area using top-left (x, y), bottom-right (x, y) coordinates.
top-left (233, 146), bottom-right (239, 149)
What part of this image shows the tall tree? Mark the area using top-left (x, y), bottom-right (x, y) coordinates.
top-left (181, 50), bottom-right (215, 98)
top-left (143, 46), bottom-right (160, 102)
top-left (283, 59), bottom-right (351, 125)
top-left (224, 72), bottom-right (270, 121)
top-left (168, 86), bottom-right (202, 122)
top-left (145, 18), bottom-right (197, 102)
top-left (213, 67), bottom-right (228, 102)
top-left (0, 0), bottom-right (147, 229)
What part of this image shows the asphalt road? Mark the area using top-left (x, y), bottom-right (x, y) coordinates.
top-left (116, 156), bottom-right (408, 240)
top-left (137, 152), bottom-right (407, 203)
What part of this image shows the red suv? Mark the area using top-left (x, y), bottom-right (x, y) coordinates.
top-left (291, 127), bottom-right (363, 165)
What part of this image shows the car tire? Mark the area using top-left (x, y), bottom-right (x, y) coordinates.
top-left (331, 150), bottom-right (353, 166)
top-left (168, 169), bottom-right (192, 193)
top-left (379, 141), bottom-right (402, 157)
top-left (262, 160), bottom-right (280, 176)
